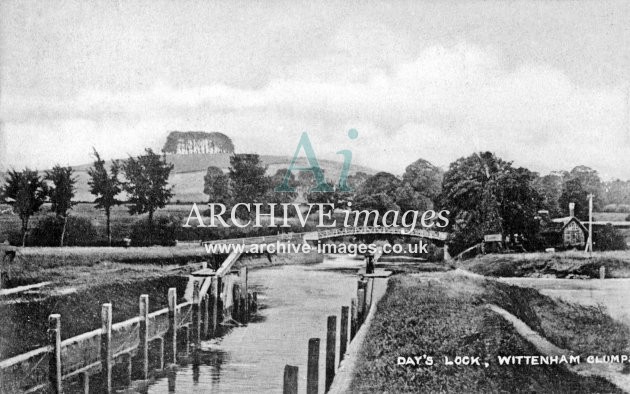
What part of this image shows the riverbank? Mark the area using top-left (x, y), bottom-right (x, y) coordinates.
top-left (348, 272), bottom-right (627, 392)
top-left (0, 249), bottom-right (320, 359)
top-left (460, 251), bottom-right (630, 278)
top-left (1, 245), bottom-right (208, 288)
top-left (1, 245), bottom-right (322, 289)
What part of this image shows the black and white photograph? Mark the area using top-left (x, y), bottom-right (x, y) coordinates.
top-left (1, 1), bottom-right (630, 393)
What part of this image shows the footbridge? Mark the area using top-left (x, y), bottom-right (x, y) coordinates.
top-left (314, 226), bottom-right (448, 242)
top-left (202, 226), bottom-right (449, 247)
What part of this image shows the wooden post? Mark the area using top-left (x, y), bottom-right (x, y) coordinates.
top-left (193, 281), bottom-right (201, 347)
top-left (210, 277), bottom-right (218, 336)
top-left (216, 276), bottom-right (224, 324)
top-left (240, 267), bottom-right (248, 319)
top-left (139, 294), bottom-right (149, 380)
top-left (252, 292), bottom-right (258, 313)
top-left (101, 303), bottom-right (113, 393)
top-left (350, 298), bottom-right (357, 340)
top-left (48, 314), bottom-right (62, 394)
top-left (340, 306), bottom-right (349, 365)
top-left (202, 293), bottom-right (210, 339)
top-left (233, 287), bottom-right (240, 321)
top-left (167, 288), bottom-right (177, 365)
top-left (325, 315), bottom-right (336, 392)
top-left (248, 292), bottom-right (254, 311)
top-left (357, 289), bottom-right (365, 325)
top-left (600, 266), bottom-right (606, 279)
top-left (181, 326), bottom-right (190, 357)
top-left (240, 296), bottom-right (247, 324)
top-left (157, 337), bottom-right (164, 370)
top-left (283, 365), bottom-right (298, 394)
top-left (307, 338), bottom-right (319, 394)
top-left (120, 353), bottom-right (132, 387)
top-left (366, 278), bottom-right (374, 310)
top-left (167, 364), bottom-right (177, 392)
top-left (81, 372), bottom-right (89, 394)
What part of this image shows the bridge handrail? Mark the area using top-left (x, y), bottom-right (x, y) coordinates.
top-left (202, 226), bottom-right (448, 246)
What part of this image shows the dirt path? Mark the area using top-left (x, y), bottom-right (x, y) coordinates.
top-left (488, 303), bottom-right (630, 392)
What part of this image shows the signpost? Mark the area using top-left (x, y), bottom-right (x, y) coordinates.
top-left (585, 194), bottom-right (593, 255)
top-left (484, 234), bottom-right (502, 243)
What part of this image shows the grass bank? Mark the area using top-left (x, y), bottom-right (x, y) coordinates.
top-left (0, 250), bottom-right (320, 359)
top-left (349, 273), bottom-right (626, 393)
top-left (2, 245), bottom-right (209, 287)
top-left (461, 251), bottom-right (630, 278)
top-left (0, 275), bottom-right (190, 359)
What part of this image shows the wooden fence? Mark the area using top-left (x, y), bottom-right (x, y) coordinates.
top-left (0, 267), bottom-right (256, 393)
top-left (283, 276), bottom-right (374, 394)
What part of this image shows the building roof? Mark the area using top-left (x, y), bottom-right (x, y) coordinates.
top-left (551, 216), bottom-right (588, 233)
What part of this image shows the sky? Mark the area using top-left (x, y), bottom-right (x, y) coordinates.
top-left (1, 0), bottom-right (630, 179)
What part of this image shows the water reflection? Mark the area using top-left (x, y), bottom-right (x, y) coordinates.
top-left (138, 256), bottom-right (362, 394)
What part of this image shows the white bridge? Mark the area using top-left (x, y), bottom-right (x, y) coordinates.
top-left (203, 226), bottom-right (448, 247)
top-left (314, 226), bottom-right (448, 242)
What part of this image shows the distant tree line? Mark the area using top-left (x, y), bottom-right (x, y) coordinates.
top-left (1, 148), bottom-right (174, 247)
top-left (2, 145), bottom-right (628, 253)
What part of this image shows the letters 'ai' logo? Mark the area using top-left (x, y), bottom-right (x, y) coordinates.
top-left (274, 129), bottom-right (358, 193)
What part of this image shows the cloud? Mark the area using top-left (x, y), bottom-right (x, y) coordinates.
top-left (2, 43), bottom-right (628, 178)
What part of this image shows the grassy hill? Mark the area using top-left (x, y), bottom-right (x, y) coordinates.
top-left (69, 153), bottom-right (378, 202)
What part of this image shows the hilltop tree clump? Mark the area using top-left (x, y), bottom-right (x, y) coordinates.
top-left (162, 131), bottom-right (235, 154)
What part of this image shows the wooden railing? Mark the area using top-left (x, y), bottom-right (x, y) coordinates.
top-left (0, 265), bottom-right (256, 393)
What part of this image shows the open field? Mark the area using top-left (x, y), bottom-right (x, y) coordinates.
top-left (0, 202), bottom-right (191, 243)
top-left (594, 212), bottom-right (630, 222)
top-left (1, 243), bottom-right (321, 288)
top-left (460, 250), bottom-right (630, 278)
top-left (13, 153), bottom-right (378, 203)
top-left (0, 201), bottom-right (345, 244)
top-left (1, 245), bottom-right (208, 288)
top-left (350, 273), bottom-right (627, 393)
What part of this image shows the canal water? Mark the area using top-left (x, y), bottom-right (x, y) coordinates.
top-left (143, 255), bottom-right (364, 394)
top-left (499, 277), bottom-right (630, 326)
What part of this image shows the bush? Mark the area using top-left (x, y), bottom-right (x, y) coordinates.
top-left (29, 215), bottom-right (98, 246)
top-left (130, 215), bottom-right (181, 246)
top-left (603, 204), bottom-right (630, 213)
top-left (593, 224), bottom-right (627, 251)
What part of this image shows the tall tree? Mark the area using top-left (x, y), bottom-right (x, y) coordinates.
top-left (268, 168), bottom-right (298, 205)
top-left (558, 178), bottom-right (589, 220)
top-left (401, 158), bottom-right (443, 203)
top-left (228, 154), bottom-right (271, 219)
top-left (533, 172), bottom-right (564, 217)
top-left (602, 179), bottom-right (630, 206)
top-left (1, 169), bottom-right (48, 246)
top-left (203, 166), bottom-right (231, 204)
top-left (440, 152), bottom-right (542, 254)
top-left (123, 148), bottom-right (174, 231)
top-left (45, 165), bottom-right (77, 246)
top-left (568, 166), bottom-right (602, 210)
top-left (88, 149), bottom-right (123, 246)
top-left (353, 172), bottom-right (402, 214)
